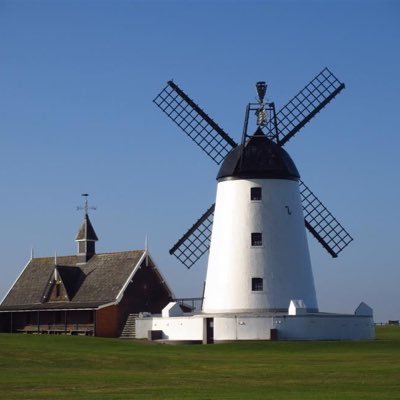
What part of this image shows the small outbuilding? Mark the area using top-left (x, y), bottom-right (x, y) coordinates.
top-left (0, 212), bottom-right (173, 337)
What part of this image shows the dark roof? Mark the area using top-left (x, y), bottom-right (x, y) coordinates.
top-left (56, 265), bottom-right (85, 299)
top-left (75, 214), bottom-right (98, 241)
top-left (0, 302), bottom-right (105, 311)
top-left (217, 128), bottom-right (300, 181)
top-left (0, 251), bottom-right (146, 311)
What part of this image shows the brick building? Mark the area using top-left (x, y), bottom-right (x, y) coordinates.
top-left (0, 212), bottom-right (173, 337)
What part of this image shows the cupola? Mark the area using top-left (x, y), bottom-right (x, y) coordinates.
top-left (75, 194), bottom-right (98, 264)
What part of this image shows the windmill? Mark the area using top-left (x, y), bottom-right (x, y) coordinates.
top-left (154, 68), bottom-right (353, 314)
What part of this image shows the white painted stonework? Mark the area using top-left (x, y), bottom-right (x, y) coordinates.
top-left (202, 179), bottom-right (318, 313)
top-left (135, 152), bottom-right (375, 342)
top-left (135, 305), bottom-right (375, 342)
top-left (288, 300), bottom-right (308, 315)
top-left (162, 302), bottom-right (184, 317)
top-left (134, 177), bottom-right (375, 342)
top-left (137, 314), bottom-right (204, 342)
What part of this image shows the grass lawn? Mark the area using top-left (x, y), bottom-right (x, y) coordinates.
top-left (0, 326), bottom-right (399, 400)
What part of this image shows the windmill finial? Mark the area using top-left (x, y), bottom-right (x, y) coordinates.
top-left (54, 251), bottom-right (57, 266)
top-left (77, 193), bottom-right (96, 215)
top-left (256, 81), bottom-right (267, 103)
top-left (255, 81), bottom-right (268, 127)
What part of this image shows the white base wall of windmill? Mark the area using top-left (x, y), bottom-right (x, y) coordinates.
top-left (202, 178), bottom-right (318, 314)
top-left (135, 308), bottom-right (375, 342)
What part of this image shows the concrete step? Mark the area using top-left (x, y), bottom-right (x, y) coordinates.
top-left (120, 313), bottom-right (139, 339)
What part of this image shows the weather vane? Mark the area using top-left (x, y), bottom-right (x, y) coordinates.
top-left (77, 193), bottom-right (96, 215)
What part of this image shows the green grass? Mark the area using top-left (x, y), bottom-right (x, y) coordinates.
top-left (0, 326), bottom-right (399, 399)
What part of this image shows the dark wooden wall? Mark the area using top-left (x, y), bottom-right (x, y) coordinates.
top-left (94, 264), bottom-right (172, 337)
top-left (116, 263), bottom-right (172, 333)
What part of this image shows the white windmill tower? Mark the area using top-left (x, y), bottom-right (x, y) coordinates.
top-left (154, 69), bottom-right (353, 316)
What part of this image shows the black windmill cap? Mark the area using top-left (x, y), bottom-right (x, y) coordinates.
top-left (75, 213), bottom-right (99, 241)
top-left (217, 127), bottom-right (300, 181)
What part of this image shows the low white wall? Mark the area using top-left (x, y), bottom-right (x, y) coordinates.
top-left (275, 315), bottom-right (375, 340)
top-left (214, 316), bottom-right (275, 340)
top-left (136, 313), bottom-right (375, 342)
top-left (135, 317), bottom-right (153, 338)
top-left (136, 315), bottom-right (204, 341)
top-left (214, 314), bottom-right (374, 341)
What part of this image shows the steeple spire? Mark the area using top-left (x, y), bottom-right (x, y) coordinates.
top-left (75, 194), bottom-right (98, 264)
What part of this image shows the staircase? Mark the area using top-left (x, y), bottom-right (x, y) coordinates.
top-left (120, 314), bottom-right (139, 339)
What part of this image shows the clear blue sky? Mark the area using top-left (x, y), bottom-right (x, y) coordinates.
top-left (1, 0), bottom-right (399, 323)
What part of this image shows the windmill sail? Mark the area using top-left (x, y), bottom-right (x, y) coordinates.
top-left (153, 81), bottom-right (237, 164)
top-left (269, 68), bottom-right (345, 146)
top-left (169, 204), bottom-right (215, 269)
top-left (299, 180), bottom-right (353, 257)
top-left (155, 70), bottom-right (353, 270)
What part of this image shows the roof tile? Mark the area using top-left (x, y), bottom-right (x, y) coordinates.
top-left (0, 250), bottom-right (145, 310)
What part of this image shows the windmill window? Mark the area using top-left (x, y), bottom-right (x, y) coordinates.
top-left (252, 278), bottom-right (263, 291)
top-left (251, 232), bottom-right (262, 246)
top-left (251, 187), bottom-right (262, 201)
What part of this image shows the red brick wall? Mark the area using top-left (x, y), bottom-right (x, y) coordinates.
top-left (95, 305), bottom-right (119, 337)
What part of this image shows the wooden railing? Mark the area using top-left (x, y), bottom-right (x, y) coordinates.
top-left (16, 323), bottom-right (94, 335)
